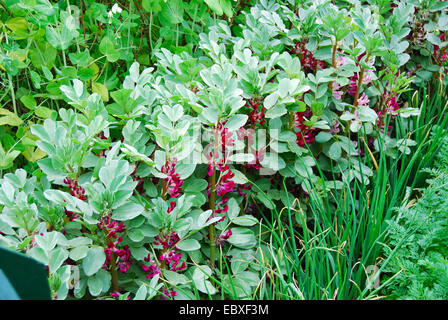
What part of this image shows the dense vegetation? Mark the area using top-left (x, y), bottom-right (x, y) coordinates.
top-left (381, 130), bottom-right (448, 299)
top-left (1, 0), bottom-right (448, 300)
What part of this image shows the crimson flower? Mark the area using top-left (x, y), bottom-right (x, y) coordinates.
top-left (161, 161), bottom-right (183, 199)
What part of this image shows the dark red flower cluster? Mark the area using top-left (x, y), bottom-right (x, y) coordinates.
top-left (98, 214), bottom-right (132, 273)
top-left (213, 197), bottom-right (230, 221)
top-left (213, 122), bottom-right (235, 157)
top-left (207, 162), bottom-right (236, 222)
top-left (237, 183), bottom-right (252, 199)
top-left (376, 94), bottom-right (401, 133)
top-left (434, 34), bottom-right (448, 77)
top-left (111, 291), bottom-right (130, 300)
top-left (161, 160), bottom-right (183, 199)
top-left (294, 110), bottom-right (318, 147)
top-left (160, 250), bottom-right (186, 272)
top-left (216, 228), bottom-right (232, 247)
top-left (161, 288), bottom-right (178, 300)
top-left (141, 253), bottom-right (161, 279)
top-left (154, 230), bottom-right (181, 249)
top-left (167, 201), bottom-right (176, 214)
top-left (237, 127), bottom-right (255, 146)
top-left (215, 164), bottom-right (235, 197)
top-left (291, 40), bottom-right (326, 72)
top-left (63, 178), bottom-right (87, 201)
top-left (348, 73), bottom-right (358, 96)
top-left (97, 131), bottom-right (112, 158)
top-left (246, 98), bottom-right (265, 128)
top-left (63, 178), bottom-right (86, 222)
top-left (64, 207), bottom-right (78, 222)
top-left (141, 230), bottom-right (186, 280)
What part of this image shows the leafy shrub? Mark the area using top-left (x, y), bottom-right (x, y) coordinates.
top-left (1, 0), bottom-right (448, 300)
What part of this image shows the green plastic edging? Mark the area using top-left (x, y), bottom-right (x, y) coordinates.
top-left (0, 269), bottom-right (21, 300)
top-left (0, 246), bottom-right (51, 300)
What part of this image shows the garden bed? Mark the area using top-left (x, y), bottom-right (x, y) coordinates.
top-left (0, 0), bottom-right (448, 300)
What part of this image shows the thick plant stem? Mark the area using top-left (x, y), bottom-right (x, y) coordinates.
top-left (8, 74), bottom-right (17, 115)
top-left (240, 136), bottom-right (249, 212)
top-left (353, 68), bottom-right (365, 107)
top-left (208, 124), bottom-right (220, 269)
top-left (329, 43), bottom-right (338, 91)
top-left (353, 54), bottom-right (370, 107)
top-left (208, 164), bottom-right (216, 268)
top-left (110, 252), bottom-right (119, 292)
top-left (162, 157), bottom-right (168, 201)
top-left (289, 111), bottom-right (295, 129)
top-left (162, 179), bottom-right (167, 201)
top-left (331, 42), bottom-right (337, 68)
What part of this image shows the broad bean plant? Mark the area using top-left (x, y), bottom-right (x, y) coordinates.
top-left (1, 0), bottom-right (448, 300)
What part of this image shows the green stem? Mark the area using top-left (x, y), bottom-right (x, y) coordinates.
top-left (353, 53), bottom-right (370, 108)
top-left (4, 34), bottom-right (17, 115)
top-left (209, 164), bottom-right (217, 268)
top-left (208, 124), bottom-right (220, 269)
top-left (8, 73), bottom-right (17, 115)
top-left (149, 11), bottom-right (153, 52)
top-left (289, 111), bottom-right (295, 129)
top-left (110, 252), bottom-right (119, 292)
top-left (62, 48), bottom-right (67, 67)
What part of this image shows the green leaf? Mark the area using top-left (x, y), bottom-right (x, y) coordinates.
top-left (265, 105), bottom-right (287, 118)
top-left (220, 0), bottom-right (233, 17)
top-left (227, 227), bottom-right (257, 249)
top-left (29, 41), bottom-right (57, 69)
top-left (192, 266), bottom-right (216, 295)
top-left (427, 33), bottom-right (442, 46)
top-left (177, 239), bottom-right (201, 251)
top-left (20, 95), bottom-right (37, 110)
top-left (224, 114), bottom-right (248, 131)
top-left (204, 0), bottom-right (223, 16)
top-left (134, 284), bottom-right (147, 300)
top-left (112, 202), bottom-right (145, 221)
top-left (184, 179), bottom-right (208, 193)
top-left (264, 92), bottom-right (278, 109)
top-left (159, 0), bottom-right (184, 24)
top-left (0, 145), bottom-right (21, 170)
top-left (46, 25), bottom-right (73, 50)
top-left (42, 66), bottom-right (53, 81)
top-left (142, 0), bottom-right (162, 13)
top-left (315, 131), bottom-right (333, 143)
top-left (87, 275), bottom-right (103, 296)
top-left (92, 82), bottom-right (109, 102)
top-left (87, 270), bottom-right (110, 297)
top-left (34, 106), bottom-right (56, 119)
top-left (329, 142), bottom-right (342, 160)
top-left (82, 246), bottom-right (106, 276)
top-left (99, 37), bottom-right (120, 62)
top-left (68, 50), bottom-right (91, 67)
top-left (5, 17), bottom-right (27, 33)
top-left (163, 270), bottom-right (189, 285)
top-left (0, 109), bottom-right (23, 126)
top-left (69, 245), bottom-right (89, 261)
top-left (231, 215), bottom-right (258, 226)
top-left (30, 71), bottom-right (41, 89)
top-left (35, 232), bottom-right (59, 252)
top-left (49, 247), bottom-right (68, 273)
top-left (128, 229), bottom-right (145, 242)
